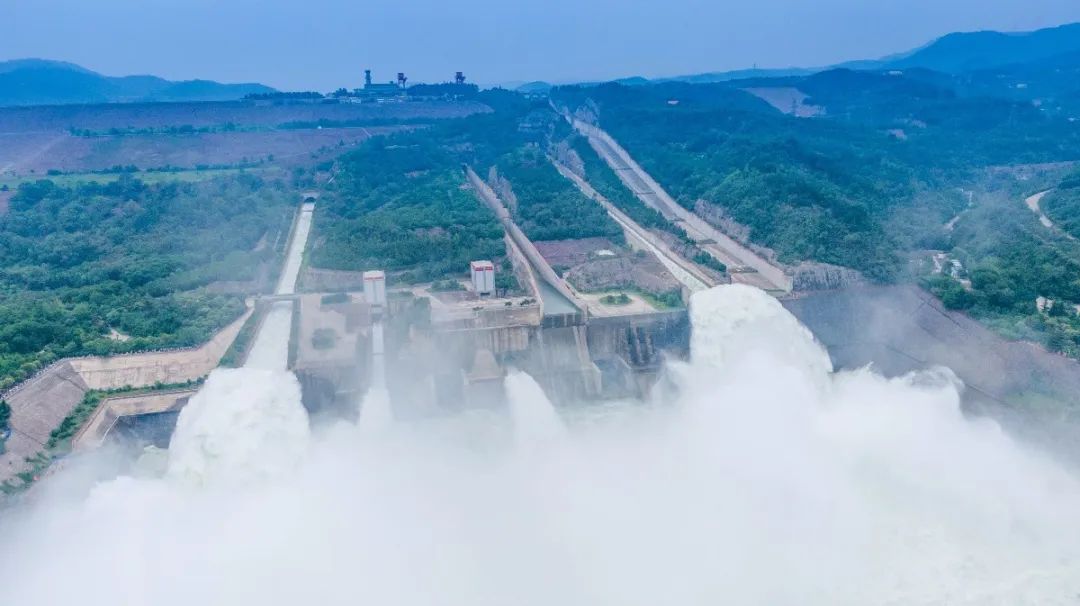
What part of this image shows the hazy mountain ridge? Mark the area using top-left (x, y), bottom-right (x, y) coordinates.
top-left (0, 59), bottom-right (275, 106)
top-left (567, 21), bottom-right (1080, 88)
top-left (888, 22), bottom-right (1080, 73)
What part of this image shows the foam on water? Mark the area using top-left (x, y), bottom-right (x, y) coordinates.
top-left (3, 284), bottom-right (1080, 605)
top-left (166, 368), bottom-right (309, 487)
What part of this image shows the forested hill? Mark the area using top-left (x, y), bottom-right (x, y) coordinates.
top-left (555, 83), bottom-right (950, 280)
top-left (640, 22), bottom-right (1080, 86)
top-left (888, 22), bottom-right (1080, 73)
top-left (0, 59), bottom-right (274, 106)
top-left (0, 174), bottom-right (295, 391)
top-left (552, 73), bottom-right (1080, 357)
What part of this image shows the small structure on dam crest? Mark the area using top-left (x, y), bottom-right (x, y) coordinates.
top-left (291, 263), bottom-right (690, 415)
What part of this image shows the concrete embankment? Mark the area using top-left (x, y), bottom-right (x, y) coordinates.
top-left (0, 306), bottom-right (253, 483)
top-left (571, 119), bottom-right (793, 294)
top-left (71, 389), bottom-right (197, 451)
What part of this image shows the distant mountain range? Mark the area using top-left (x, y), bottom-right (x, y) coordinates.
top-left (7, 21), bottom-right (1080, 106)
top-left (519, 21), bottom-right (1080, 91)
top-left (0, 59), bottom-right (275, 106)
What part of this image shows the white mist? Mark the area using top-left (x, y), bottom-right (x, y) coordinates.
top-left (2, 285), bottom-right (1079, 605)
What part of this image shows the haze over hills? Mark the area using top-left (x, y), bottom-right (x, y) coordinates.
top-left (517, 21), bottom-right (1080, 90)
top-left (889, 22), bottom-right (1080, 72)
top-left (0, 59), bottom-right (275, 106)
top-left (6, 21), bottom-right (1079, 106)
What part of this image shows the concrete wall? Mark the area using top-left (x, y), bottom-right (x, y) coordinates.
top-left (465, 166), bottom-right (588, 315)
top-left (68, 307), bottom-right (253, 390)
top-left (301, 267), bottom-right (368, 292)
top-left (0, 306), bottom-right (252, 484)
top-left (0, 362), bottom-right (88, 482)
top-left (72, 390), bottom-right (195, 451)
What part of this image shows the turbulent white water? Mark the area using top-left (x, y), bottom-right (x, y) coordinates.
top-left (4, 284), bottom-right (1080, 605)
top-left (167, 368), bottom-right (309, 487)
top-left (357, 386), bottom-right (393, 436)
top-left (358, 322), bottom-right (393, 435)
top-left (166, 301), bottom-right (311, 487)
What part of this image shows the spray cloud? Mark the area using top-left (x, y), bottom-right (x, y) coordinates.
top-left (2, 285), bottom-right (1080, 605)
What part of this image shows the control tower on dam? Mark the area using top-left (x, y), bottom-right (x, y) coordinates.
top-left (290, 169), bottom-right (693, 414)
top-left (290, 282), bottom-right (689, 413)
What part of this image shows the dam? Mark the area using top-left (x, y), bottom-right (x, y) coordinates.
top-left (11, 280), bottom-right (1080, 606)
top-left (13, 184), bottom-right (1080, 606)
top-left (87, 177), bottom-right (1080, 455)
top-left (84, 187), bottom-right (686, 451)
top-left (289, 169), bottom-right (699, 417)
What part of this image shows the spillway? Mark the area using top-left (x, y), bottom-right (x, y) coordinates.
top-left (357, 322), bottom-right (392, 434)
top-left (165, 201), bottom-right (314, 485)
top-left (5, 282), bottom-right (1080, 604)
top-left (275, 202), bottom-right (314, 296)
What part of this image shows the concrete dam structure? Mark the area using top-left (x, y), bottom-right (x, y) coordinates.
top-left (291, 286), bottom-right (690, 414)
top-left (293, 171), bottom-right (696, 415)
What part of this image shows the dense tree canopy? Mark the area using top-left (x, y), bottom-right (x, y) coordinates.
top-left (0, 174), bottom-right (295, 389)
top-left (310, 136), bottom-right (506, 282)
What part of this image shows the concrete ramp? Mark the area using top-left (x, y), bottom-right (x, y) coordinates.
top-left (0, 362), bottom-right (89, 481)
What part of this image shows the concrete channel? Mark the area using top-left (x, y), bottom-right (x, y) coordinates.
top-left (569, 118), bottom-right (793, 294)
top-left (465, 166), bottom-right (586, 323)
top-left (550, 158), bottom-right (714, 293)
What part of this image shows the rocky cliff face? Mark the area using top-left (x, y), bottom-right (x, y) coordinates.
top-left (486, 166), bottom-right (519, 215)
top-left (552, 141), bottom-right (584, 178)
top-left (692, 199), bottom-right (862, 292)
top-left (692, 199), bottom-right (783, 264)
top-left (790, 262), bottom-right (864, 292)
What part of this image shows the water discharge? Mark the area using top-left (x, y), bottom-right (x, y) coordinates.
top-left (4, 285), bottom-right (1080, 604)
top-left (164, 200), bottom-right (312, 487)
top-left (358, 322), bottom-right (393, 435)
top-left (506, 370), bottom-right (566, 444)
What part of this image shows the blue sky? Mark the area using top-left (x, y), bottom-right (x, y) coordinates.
top-left (4, 0), bottom-right (1080, 90)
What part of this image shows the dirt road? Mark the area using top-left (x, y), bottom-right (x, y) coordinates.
top-left (1026, 190), bottom-right (1076, 240)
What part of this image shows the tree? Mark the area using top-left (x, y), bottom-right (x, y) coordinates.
top-left (0, 399), bottom-right (11, 432)
top-left (1047, 326), bottom-right (1068, 353)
